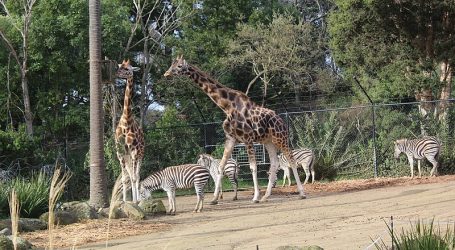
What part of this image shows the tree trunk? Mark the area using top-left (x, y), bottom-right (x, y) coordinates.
top-left (437, 60), bottom-right (452, 121)
top-left (21, 69), bottom-right (33, 136)
top-left (89, 0), bottom-right (108, 208)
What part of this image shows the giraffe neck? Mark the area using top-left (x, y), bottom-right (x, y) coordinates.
top-left (122, 77), bottom-right (134, 120)
top-left (184, 65), bottom-right (244, 113)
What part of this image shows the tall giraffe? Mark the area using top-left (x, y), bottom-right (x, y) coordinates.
top-left (164, 55), bottom-right (306, 203)
top-left (115, 59), bottom-right (145, 203)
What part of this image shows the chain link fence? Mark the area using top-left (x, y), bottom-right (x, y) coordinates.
top-left (144, 99), bottom-right (455, 183)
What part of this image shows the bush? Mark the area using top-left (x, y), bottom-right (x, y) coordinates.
top-left (0, 172), bottom-right (50, 218)
top-left (373, 219), bottom-right (455, 250)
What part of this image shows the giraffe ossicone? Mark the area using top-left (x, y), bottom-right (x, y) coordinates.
top-left (164, 55), bottom-right (306, 203)
top-left (115, 59), bottom-right (145, 203)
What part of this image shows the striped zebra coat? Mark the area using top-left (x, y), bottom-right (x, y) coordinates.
top-left (139, 164), bottom-right (210, 214)
top-left (278, 148), bottom-right (315, 186)
top-left (394, 136), bottom-right (441, 178)
top-left (197, 154), bottom-right (239, 200)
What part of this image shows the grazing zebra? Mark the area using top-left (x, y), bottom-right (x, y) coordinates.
top-left (138, 164), bottom-right (210, 214)
top-left (278, 148), bottom-right (315, 186)
top-left (394, 136), bottom-right (441, 178)
top-left (197, 154), bottom-right (239, 201)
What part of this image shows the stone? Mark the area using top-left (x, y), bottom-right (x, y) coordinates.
top-left (39, 211), bottom-right (78, 225)
top-left (276, 246), bottom-right (324, 250)
top-left (0, 228), bottom-right (11, 236)
top-left (60, 201), bottom-right (98, 221)
top-left (138, 199), bottom-right (166, 216)
top-left (121, 202), bottom-right (145, 220)
top-left (19, 218), bottom-right (47, 232)
top-left (7, 236), bottom-right (34, 250)
top-left (0, 235), bottom-right (13, 250)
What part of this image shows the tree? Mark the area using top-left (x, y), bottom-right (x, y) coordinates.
top-left (328, 0), bottom-right (455, 120)
top-left (89, 0), bottom-right (108, 208)
top-left (0, 0), bottom-right (36, 136)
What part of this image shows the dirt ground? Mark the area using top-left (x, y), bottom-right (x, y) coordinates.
top-left (23, 175), bottom-right (455, 250)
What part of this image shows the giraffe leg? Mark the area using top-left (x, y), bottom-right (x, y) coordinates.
top-left (131, 158), bottom-right (142, 203)
top-left (211, 136), bottom-right (236, 205)
top-left (246, 143), bottom-right (260, 203)
top-left (262, 143), bottom-right (279, 202)
top-left (121, 168), bottom-right (129, 202)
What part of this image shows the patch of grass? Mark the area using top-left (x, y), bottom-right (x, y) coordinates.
top-left (373, 219), bottom-right (455, 250)
top-left (0, 172), bottom-right (50, 218)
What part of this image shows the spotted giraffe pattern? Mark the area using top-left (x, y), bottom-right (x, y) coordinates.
top-left (115, 59), bottom-right (145, 203)
top-left (164, 55), bottom-right (306, 203)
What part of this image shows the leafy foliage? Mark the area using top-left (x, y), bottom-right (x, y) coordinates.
top-left (0, 172), bottom-right (50, 218)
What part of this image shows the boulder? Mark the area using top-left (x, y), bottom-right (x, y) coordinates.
top-left (121, 202), bottom-right (145, 220)
top-left (98, 204), bottom-right (126, 219)
top-left (19, 218), bottom-right (47, 232)
top-left (60, 201), bottom-right (98, 221)
top-left (7, 236), bottom-right (34, 250)
top-left (276, 246), bottom-right (324, 250)
top-left (39, 211), bottom-right (78, 225)
top-left (0, 228), bottom-right (11, 236)
top-left (138, 199), bottom-right (166, 216)
top-left (0, 235), bottom-right (13, 250)
top-left (0, 218), bottom-right (46, 233)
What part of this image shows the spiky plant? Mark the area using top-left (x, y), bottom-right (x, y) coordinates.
top-left (47, 166), bottom-right (72, 250)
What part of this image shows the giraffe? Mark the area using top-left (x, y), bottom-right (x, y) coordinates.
top-left (164, 55), bottom-right (306, 203)
top-left (115, 59), bottom-right (145, 203)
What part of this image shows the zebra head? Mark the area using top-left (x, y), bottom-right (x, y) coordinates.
top-left (138, 184), bottom-right (151, 201)
top-left (197, 154), bottom-right (211, 169)
top-left (393, 139), bottom-right (406, 158)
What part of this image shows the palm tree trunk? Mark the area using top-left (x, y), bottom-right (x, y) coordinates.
top-left (89, 0), bottom-right (108, 208)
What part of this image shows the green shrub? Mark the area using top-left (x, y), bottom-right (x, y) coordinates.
top-left (0, 173), bottom-right (50, 218)
top-left (373, 219), bottom-right (455, 250)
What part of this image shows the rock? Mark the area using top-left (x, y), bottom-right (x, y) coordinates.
top-left (7, 236), bottom-right (33, 250)
top-left (98, 205), bottom-right (126, 219)
top-left (138, 199), bottom-right (166, 216)
top-left (19, 218), bottom-right (47, 232)
top-left (60, 201), bottom-right (98, 221)
top-left (0, 228), bottom-right (11, 236)
top-left (39, 211), bottom-right (78, 225)
top-left (0, 235), bottom-right (13, 250)
top-left (276, 246), bottom-right (324, 250)
top-left (121, 202), bottom-right (145, 220)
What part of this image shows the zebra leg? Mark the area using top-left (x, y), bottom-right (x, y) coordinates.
top-left (407, 155), bottom-right (414, 178)
top-left (281, 147), bottom-right (305, 198)
top-left (232, 177), bottom-right (238, 201)
top-left (417, 160), bottom-right (422, 178)
top-left (219, 176), bottom-right (223, 200)
top-left (246, 143), bottom-right (261, 203)
top-left (211, 136), bottom-right (236, 205)
top-left (262, 143), bottom-right (279, 202)
top-left (311, 169), bottom-right (315, 184)
top-left (166, 191), bottom-right (173, 215)
top-left (281, 168), bottom-right (286, 187)
top-left (170, 191), bottom-right (176, 215)
top-left (194, 191), bottom-right (204, 213)
top-left (303, 165), bottom-right (310, 185)
top-left (428, 157), bottom-right (439, 176)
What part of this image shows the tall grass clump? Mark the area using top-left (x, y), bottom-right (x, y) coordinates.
top-left (0, 172), bottom-right (50, 218)
top-left (9, 189), bottom-right (20, 250)
top-left (373, 219), bottom-right (455, 250)
top-left (47, 166), bottom-right (72, 250)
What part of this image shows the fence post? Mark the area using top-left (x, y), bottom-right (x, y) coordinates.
top-left (354, 77), bottom-right (378, 178)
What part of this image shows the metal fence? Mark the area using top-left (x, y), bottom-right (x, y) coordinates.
top-left (150, 99), bottom-right (455, 183)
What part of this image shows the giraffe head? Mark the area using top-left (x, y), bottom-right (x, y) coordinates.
top-left (117, 59), bottom-right (134, 79)
top-left (163, 55), bottom-right (188, 77)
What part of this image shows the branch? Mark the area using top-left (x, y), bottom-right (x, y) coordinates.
top-left (0, 30), bottom-right (21, 68)
top-left (245, 69), bottom-right (266, 95)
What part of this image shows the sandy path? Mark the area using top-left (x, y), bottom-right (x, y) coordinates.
top-left (79, 180), bottom-right (455, 250)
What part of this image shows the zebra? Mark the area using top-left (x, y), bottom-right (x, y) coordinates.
top-left (394, 136), bottom-right (441, 178)
top-left (277, 148), bottom-right (315, 186)
top-left (138, 164), bottom-right (210, 214)
top-left (197, 154), bottom-right (239, 201)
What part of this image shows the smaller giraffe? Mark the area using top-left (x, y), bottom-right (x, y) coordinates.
top-left (115, 59), bottom-right (145, 203)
